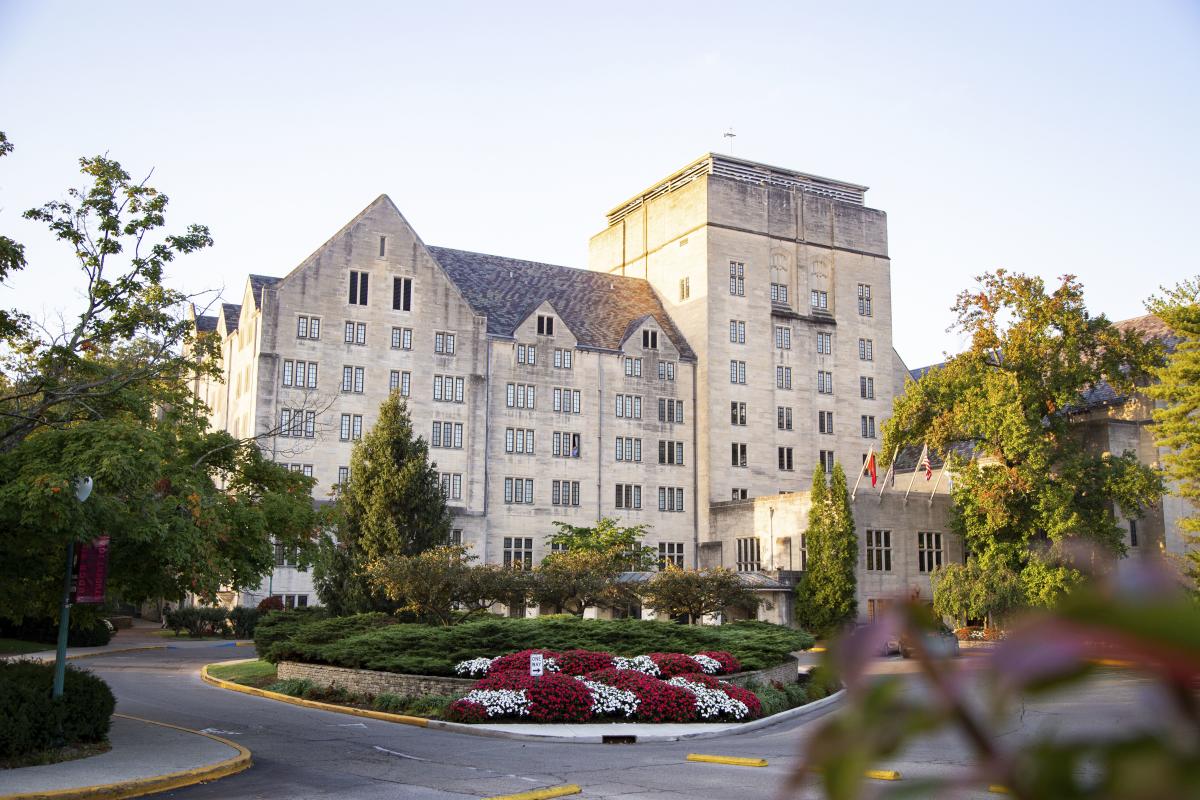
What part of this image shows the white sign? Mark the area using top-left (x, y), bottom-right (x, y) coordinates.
top-left (529, 653), bottom-right (544, 677)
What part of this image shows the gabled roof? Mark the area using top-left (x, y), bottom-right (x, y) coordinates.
top-left (249, 275), bottom-right (281, 309)
top-left (194, 314), bottom-right (218, 333)
top-left (909, 362), bottom-right (945, 381)
top-left (222, 303), bottom-right (242, 332)
top-left (429, 247), bottom-right (695, 359)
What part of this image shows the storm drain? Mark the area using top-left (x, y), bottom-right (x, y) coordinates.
top-left (602, 735), bottom-right (637, 744)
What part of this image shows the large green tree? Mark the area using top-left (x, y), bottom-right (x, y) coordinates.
top-left (639, 566), bottom-right (761, 624)
top-left (795, 463), bottom-right (859, 634)
top-left (1146, 277), bottom-right (1200, 594)
top-left (883, 271), bottom-right (1164, 602)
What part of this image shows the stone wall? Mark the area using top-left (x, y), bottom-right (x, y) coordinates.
top-left (277, 661), bottom-right (476, 697)
top-left (723, 655), bottom-right (800, 688)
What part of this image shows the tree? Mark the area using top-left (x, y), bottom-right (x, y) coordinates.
top-left (1146, 277), bottom-right (1200, 595)
top-left (929, 559), bottom-right (1024, 627)
top-left (883, 271), bottom-right (1164, 601)
top-left (0, 132), bottom-right (29, 341)
top-left (546, 517), bottom-right (656, 570)
top-left (795, 464), bottom-right (859, 634)
top-left (639, 567), bottom-right (761, 623)
top-left (367, 546), bottom-right (529, 625)
top-left (530, 550), bottom-right (630, 615)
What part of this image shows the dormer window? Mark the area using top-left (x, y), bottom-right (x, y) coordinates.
top-left (537, 315), bottom-right (554, 336)
top-left (642, 329), bottom-right (658, 349)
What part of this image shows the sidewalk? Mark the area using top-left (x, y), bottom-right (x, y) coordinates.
top-left (0, 714), bottom-right (249, 800)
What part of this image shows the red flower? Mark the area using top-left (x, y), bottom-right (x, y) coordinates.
top-left (648, 653), bottom-right (703, 678)
top-left (695, 651), bottom-right (741, 674)
top-left (489, 649), bottom-right (561, 675)
top-left (475, 672), bottom-right (593, 723)
top-left (447, 699), bottom-right (488, 723)
top-left (586, 668), bottom-right (698, 723)
top-left (554, 649), bottom-right (615, 676)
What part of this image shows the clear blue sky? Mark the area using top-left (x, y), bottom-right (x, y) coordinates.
top-left (2, 1), bottom-right (1197, 367)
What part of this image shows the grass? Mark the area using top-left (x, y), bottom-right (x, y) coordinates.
top-left (207, 659), bottom-right (277, 687)
top-left (0, 637), bottom-right (47, 656)
top-left (0, 740), bottom-right (111, 769)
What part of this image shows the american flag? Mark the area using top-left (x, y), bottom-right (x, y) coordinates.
top-left (920, 450), bottom-right (933, 481)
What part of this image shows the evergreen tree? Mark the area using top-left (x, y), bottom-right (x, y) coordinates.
top-left (795, 464), bottom-right (858, 634)
top-left (1146, 278), bottom-right (1200, 595)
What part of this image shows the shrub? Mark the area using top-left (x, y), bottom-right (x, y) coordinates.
top-left (252, 607), bottom-right (347, 659)
top-left (165, 607), bottom-right (228, 637)
top-left (446, 699), bottom-right (487, 723)
top-left (257, 596), bottom-right (284, 613)
top-left (0, 661), bottom-right (115, 758)
top-left (264, 678), bottom-right (313, 697)
top-left (803, 666), bottom-right (841, 701)
top-left (720, 683), bottom-right (763, 719)
top-left (228, 607), bottom-right (260, 639)
top-left (746, 680), bottom-right (788, 717)
top-left (0, 614), bottom-right (113, 647)
top-left (783, 682), bottom-right (808, 707)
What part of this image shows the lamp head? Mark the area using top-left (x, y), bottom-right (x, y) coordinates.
top-left (74, 476), bottom-right (93, 503)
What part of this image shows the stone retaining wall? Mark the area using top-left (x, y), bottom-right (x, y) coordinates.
top-left (278, 654), bottom-right (801, 697)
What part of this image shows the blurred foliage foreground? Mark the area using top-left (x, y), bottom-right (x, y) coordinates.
top-left (793, 562), bottom-right (1199, 800)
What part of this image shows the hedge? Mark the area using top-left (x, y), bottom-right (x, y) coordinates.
top-left (256, 613), bottom-right (813, 676)
top-left (0, 661), bottom-right (115, 758)
top-left (0, 612), bottom-right (113, 647)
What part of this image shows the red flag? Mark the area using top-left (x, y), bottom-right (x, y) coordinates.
top-left (920, 451), bottom-right (933, 480)
top-left (867, 453), bottom-right (877, 488)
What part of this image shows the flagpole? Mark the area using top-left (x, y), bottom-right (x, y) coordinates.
top-left (851, 445), bottom-right (872, 502)
top-left (904, 444), bottom-right (927, 503)
top-left (877, 445), bottom-right (899, 501)
top-left (928, 457), bottom-right (946, 505)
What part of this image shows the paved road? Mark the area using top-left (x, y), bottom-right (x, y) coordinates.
top-left (84, 645), bottom-right (1158, 800)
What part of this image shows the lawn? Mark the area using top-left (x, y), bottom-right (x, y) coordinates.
top-left (208, 659), bottom-right (277, 687)
top-left (0, 637), bottom-right (47, 656)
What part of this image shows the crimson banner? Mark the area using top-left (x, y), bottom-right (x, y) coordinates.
top-left (71, 536), bottom-right (110, 604)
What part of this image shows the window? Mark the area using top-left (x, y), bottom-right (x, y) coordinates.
top-left (615, 436), bottom-right (642, 462)
top-left (337, 466), bottom-right (349, 486)
top-left (431, 421), bottom-right (464, 449)
top-left (435, 332), bottom-right (456, 355)
top-left (861, 415), bottom-right (876, 438)
top-left (389, 370), bottom-right (400, 391)
top-left (731, 442), bottom-right (747, 468)
top-left (552, 480), bottom-right (581, 506)
top-left (728, 261), bottom-right (745, 296)
top-left (537, 315), bottom-right (555, 336)
top-left (658, 440), bottom-right (684, 466)
top-left (642, 330), bottom-right (658, 349)
top-left (799, 533), bottom-right (808, 571)
top-left (1130, 520), bottom-right (1139, 547)
top-left (730, 360), bottom-right (746, 384)
top-left (658, 542), bottom-right (684, 570)
top-left (553, 348), bottom-right (573, 369)
top-left (736, 538), bottom-right (761, 572)
top-left (658, 486), bottom-right (684, 512)
top-left (778, 446), bottom-right (794, 471)
top-left (552, 387), bottom-right (581, 414)
top-left (392, 276), bottom-right (412, 311)
top-left (278, 408), bottom-right (306, 438)
top-left (341, 366), bottom-right (365, 393)
top-left (503, 537), bottom-right (533, 568)
top-left (400, 371), bottom-right (411, 396)
top-left (770, 282), bottom-right (789, 304)
top-left (731, 488), bottom-right (748, 501)
top-left (857, 283), bottom-right (872, 316)
top-left (817, 332), bottom-right (832, 355)
top-left (348, 271), bottom-right (369, 305)
top-left (679, 277), bottom-right (690, 301)
top-left (552, 431), bottom-right (581, 458)
top-left (345, 321), bottom-right (366, 344)
top-left (731, 402), bottom-right (747, 426)
top-left (624, 357), bottom-right (643, 377)
top-left (866, 529), bottom-right (892, 571)
top-left (351, 415), bottom-right (363, 440)
top-left (304, 411), bottom-right (315, 438)
top-left (615, 483), bottom-right (642, 509)
top-left (811, 290), bottom-right (828, 310)
top-left (819, 449), bottom-right (835, 474)
top-left (729, 320), bottom-right (746, 344)
top-left (818, 410), bottom-right (834, 435)
top-left (505, 428), bottom-right (536, 454)
top-left (503, 478), bottom-right (535, 505)
top-left (506, 383), bottom-right (536, 409)
top-left (775, 326), bottom-right (791, 350)
top-left (657, 361), bottom-right (675, 381)
top-left (777, 406), bottom-right (793, 430)
top-left (282, 360), bottom-right (294, 387)
top-left (433, 375), bottom-right (465, 403)
top-left (860, 376), bottom-right (875, 400)
top-left (390, 326), bottom-right (413, 350)
top-left (339, 413), bottom-right (350, 441)
top-left (378, 236), bottom-right (387, 257)
top-left (658, 398), bottom-right (684, 424)
top-left (817, 370), bottom-right (833, 394)
top-left (340, 414), bottom-right (363, 441)
top-left (614, 394), bottom-right (642, 419)
top-left (776, 366), bottom-right (792, 390)
top-left (918, 532), bottom-right (943, 573)
top-left (274, 541), bottom-right (298, 567)
top-left (285, 360), bottom-right (318, 389)
top-left (859, 338), bottom-right (874, 361)
top-left (440, 472), bottom-right (463, 500)
top-left (297, 315), bottom-right (320, 339)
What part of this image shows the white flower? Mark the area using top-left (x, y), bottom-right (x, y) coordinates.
top-left (454, 656), bottom-right (499, 677)
top-left (667, 677), bottom-right (750, 720)
top-left (543, 657), bottom-right (561, 673)
top-left (690, 654), bottom-right (723, 674)
top-left (460, 688), bottom-right (531, 717)
top-left (613, 655), bottom-right (660, 676)
top-left (575, 677), bottom-right (639, 717)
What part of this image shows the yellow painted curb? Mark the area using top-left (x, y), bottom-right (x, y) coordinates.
top-left (865, 769), bottom-right (902, 781)
top-left (686, 754), bottom-right (768, 767)
top-left (482, 785), bottom-right (581, 800)
top-left (988, 785), bottom-right (1011, 794)
top-left (234, 641), bottom-right (255, 647)
top-left (810, 646), bottom-right (827, 653)
top-left (0, 714), bottom-right (250, 800)
top-left (201, 661), bottom-right (429, 728)
top-left (1091, 658), bottom-right (1134, 668)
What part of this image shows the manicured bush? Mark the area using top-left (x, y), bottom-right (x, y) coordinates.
top-left (257, 596), bottom-right (284, 613)
top-left (782, 681), bottom-right (808, 707)
top-left (164, 606), bottom-right (228, 637)
top-left (373, 693), bottom-right (456, 717)
top-left (446, 699), bottom-right (487, 723)
top-left (228, 606), bottom-right (260, 639)
top-left (0, 661), bottom-right (115, 758)
top-left (0, 614), bottom-right (113, 647)
top-left (264, 678), bottom-right (313, 697)
top-left (260, 614), bottom-right (811, 675)
top-left (746, 680), bottom-right (788, 717)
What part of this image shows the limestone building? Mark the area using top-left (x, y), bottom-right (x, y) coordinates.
top-left (193, 153), bottom-right (956, 618)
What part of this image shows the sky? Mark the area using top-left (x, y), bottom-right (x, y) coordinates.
top-left (1, 1), bottom-right (1197, 368)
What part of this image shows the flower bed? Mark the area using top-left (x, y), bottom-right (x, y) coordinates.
top-left (446, 649), bottom-right (758, 724)
top-left (953, 626), bottom-right (1008, 642)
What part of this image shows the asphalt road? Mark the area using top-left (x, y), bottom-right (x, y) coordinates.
top-left (85, 645), bottom-right (1160, 800)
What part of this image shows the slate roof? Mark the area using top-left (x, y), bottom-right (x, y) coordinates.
top-left (909, 362), bottom-right (945, 381)
top-left (429, 247), bottom-right (695, 360)
top-left (221, 303), bottom-right (242, 332)
top-left (249, 275), bottom-right (281, 309)
top-left (194, 314), bottom-right (218, 333)
top-left (891, 441), bottom-right (981, 472)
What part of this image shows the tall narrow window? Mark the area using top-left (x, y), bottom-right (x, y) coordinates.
top-left (679, 277), bottom-right (690, 301)
top-left (378, 236), bottom-right (387, 257)
top-left (349, 271), bottom-right (369, 305)
top-left (866, 529), bottom-right (892, 571)
top-left (393, 277), bottom-right (412, 311)
top-left (729, 261), bottom-right (745, 296)
top-left (857, 283), bottom-right (873, 316)
top-left (537, 315), bottom-right (554, 335)
top-left (917, 532), bottom-right (943, 573)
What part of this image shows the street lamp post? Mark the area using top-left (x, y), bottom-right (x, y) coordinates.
top-left (53, 476), bottom-right (92, 700)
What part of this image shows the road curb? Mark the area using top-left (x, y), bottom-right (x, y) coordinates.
top-left (201, 659), bottom-right (845, 744)
top-left (2, 645), bottom-right (169, 664)
top-left (0, 714), bottom-right (250, 800)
